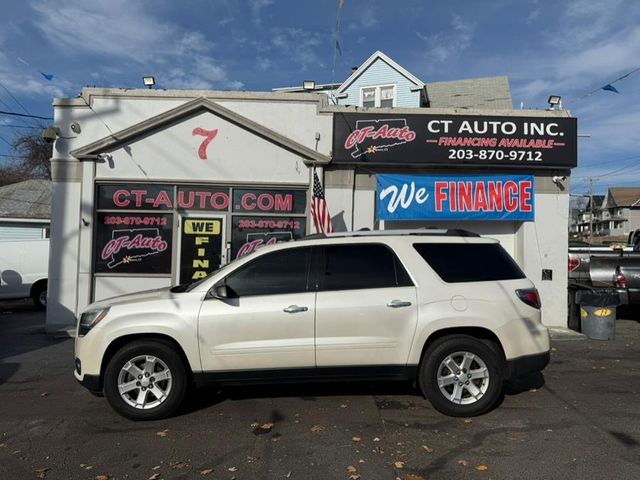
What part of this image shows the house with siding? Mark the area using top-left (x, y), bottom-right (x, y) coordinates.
top-left (0, 179), bottom-right (51, 240)
top-left (592, 187), bottom-right (640, 241)
top-left (273, 50), bottom-right (513, 110)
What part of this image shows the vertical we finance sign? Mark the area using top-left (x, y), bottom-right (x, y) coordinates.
top-left (377, 174), bottom-right (535, 221)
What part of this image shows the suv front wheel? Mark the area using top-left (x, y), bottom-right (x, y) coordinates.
top-left (103, 340), bottom-right (187, 420)
top-left (419, 335), bottom-right (504, 417)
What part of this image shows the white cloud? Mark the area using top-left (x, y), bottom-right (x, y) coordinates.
top-left (28, 0), bottom-right (242, 92)
top-left (270, 28), bottom-right (326, 71)
top-left (249, 0), bottom-right (273, 27)
top-left (417, 14), bottom-right (474, 63)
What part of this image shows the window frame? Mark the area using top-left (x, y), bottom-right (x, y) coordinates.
top-left (359, 84), bottom-right (397, 108)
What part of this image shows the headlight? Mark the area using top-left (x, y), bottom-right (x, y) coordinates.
top-left (78, 307), bottom-right (110, 336)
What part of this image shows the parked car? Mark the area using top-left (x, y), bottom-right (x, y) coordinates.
top-left (568, 230), bottom-right (640, 305)
top-left (74, 230), bottom-right (550, 420)
top-left (0, 239), bottom-right (49, 308)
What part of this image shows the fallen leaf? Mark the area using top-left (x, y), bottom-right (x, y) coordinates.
top-left (170, 461), bottom-right (188, 469)
top-left (373, 437), bottom-right (380, 442)
top-left (0, 443), bottom-right (6, 448)
top-left (403, 475), bottom-right (426, 480)
top-left (247, 456), bottom-right (258, 463)
top-left (340, 404), bottom-right (348, 408)
top-left (285, 471), bottom-right (292, 478)
top-left (350, 475), bottom-right (361, 480)
top-left (148, 474), bottom-right (161, 480)
top-left (463, 419), bottom-right (473, 424)
top-left (352, 436), bottom-right (362, 442)
top-left (228, 466), bottom-right (238, 472)
top-left (156, 429), bottom-right (169, 437)
top-left (394, 461), bottom-right (405, 469)
top-left (422, 445), bottom-right (434, 453)
top-left (310, 425), bottom-right (324, 433)
top-left (250, 421), bottom-right (259, 428)
top-left (41, 392), bottom-right (49, 397)
top-left (346, 465), bottom-right (358, 474)
top-left (476, 465), bottom-right (489, 471)
top-left (95, 476), bottom-right (109, 480)
top-left (80, 464), bottom-right (93, 470)
top-left (151, 465), bottom-right (161, 470)
top-left (259, 422), bottom-right (274, 432)
top-left (457, 460), bottom-right (469, 467)
top-left (358, 459), bottom-right (365, 464)
top-left (35, 468), bottom-right (50, 479)
top-left (200, 468), bottom-right (214, 475)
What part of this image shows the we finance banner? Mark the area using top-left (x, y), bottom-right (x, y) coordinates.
top-left (376, 174), bottom-right (535, 221)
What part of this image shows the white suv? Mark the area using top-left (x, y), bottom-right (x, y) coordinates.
top-left (74, 230), bottom-right (550, 420)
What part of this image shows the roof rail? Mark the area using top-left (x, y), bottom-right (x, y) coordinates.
top-left (301, 229), bottom-right (480, 240)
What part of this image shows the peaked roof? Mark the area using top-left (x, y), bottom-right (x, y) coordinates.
top-left (605, 188), bottom-right (640, 208)
top-left (425, 76), bottom-right (513, 109)
top-left (336, 51), bottom-right (424, 94)
top-left (71, 96), bottom-right (330, 164)
top-left (0, 179), bottom-right (52, 219)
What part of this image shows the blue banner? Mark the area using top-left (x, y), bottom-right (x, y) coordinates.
top-left (377, 174), bottom-right (535, 221)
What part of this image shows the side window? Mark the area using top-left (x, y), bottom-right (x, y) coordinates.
top-left (413, 243), bottom-right (525, 283)
top-left (319, 244), bottom-right (413, 291)
top-left (224, 247), bottom-right (311, 297)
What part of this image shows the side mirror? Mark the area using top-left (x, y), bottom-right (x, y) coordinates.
top-left (212, 284), bottom-right (229, 299)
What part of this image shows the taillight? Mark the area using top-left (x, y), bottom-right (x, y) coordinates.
top-left (615, 268), bottom-right (627, 288)
top-left (516, 288), bottom-right (541, 309)
top-left (568, 257), bottom-right (580, 273)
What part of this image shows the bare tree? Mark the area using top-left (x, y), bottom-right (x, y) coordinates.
top-left (0, 128), bottom-right (52, 186)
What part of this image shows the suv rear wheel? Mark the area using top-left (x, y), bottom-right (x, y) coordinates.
top-left (103, 340), bottom-right (187, 420)
top-left (419, 335), bottom-right (504, 417)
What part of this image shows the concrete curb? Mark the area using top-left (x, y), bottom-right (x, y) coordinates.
top-left (549, 327), bottom-right (587, 341)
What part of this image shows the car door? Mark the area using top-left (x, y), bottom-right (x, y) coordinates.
top-left (197, 246), bottom-right (316, 372)
top-left (314, 243), bottom-right (418, 367)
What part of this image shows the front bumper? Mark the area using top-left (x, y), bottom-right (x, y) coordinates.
top-left (505, 350), bottom-right (550, 379)
top-left (75, 371), bottom-right (102, 393)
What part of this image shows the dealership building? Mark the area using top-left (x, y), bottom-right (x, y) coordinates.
top-left (46, 64), bottom-right (577, 332)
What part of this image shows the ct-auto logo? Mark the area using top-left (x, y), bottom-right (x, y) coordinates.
top-left (344, 118), bottom-right (416, 159)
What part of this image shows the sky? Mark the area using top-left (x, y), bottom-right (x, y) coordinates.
top-left (0, 0), bottom-right (639, 196)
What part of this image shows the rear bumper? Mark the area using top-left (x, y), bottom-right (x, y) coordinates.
top-left (505, 351), bottom-right (550, 379)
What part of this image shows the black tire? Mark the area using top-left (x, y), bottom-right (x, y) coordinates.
top-left (31, 281), bottom-right (47, 310)
top-left (419, 335), bottom-right (504, 417)
top-left (103, 340), bottom-right (188, 421)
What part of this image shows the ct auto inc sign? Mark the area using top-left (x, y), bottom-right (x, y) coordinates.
top-left (377, 174), bottom-right (535, 221)
top-left (333, 113), bottom-right (577, 168)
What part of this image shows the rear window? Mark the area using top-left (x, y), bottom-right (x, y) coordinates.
top-left (413, 243), bottom-right (525, 283)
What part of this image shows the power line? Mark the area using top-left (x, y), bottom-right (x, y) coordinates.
top-left (0, 110), bottom-right (52, 120)
top-left (0, 79), bottom-right (32, 115)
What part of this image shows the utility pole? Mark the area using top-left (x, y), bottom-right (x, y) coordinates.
top-left (588, 178), bottom-right (594, 245)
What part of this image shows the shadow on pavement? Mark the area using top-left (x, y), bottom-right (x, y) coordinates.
top-left (0, 300), bottom-right (69, 385)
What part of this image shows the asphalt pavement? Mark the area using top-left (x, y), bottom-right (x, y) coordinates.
top-left (0, 300), bottom-right (639, 480)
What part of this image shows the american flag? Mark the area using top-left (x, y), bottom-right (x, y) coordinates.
top-left (311, 170), bottom-right (333, 234)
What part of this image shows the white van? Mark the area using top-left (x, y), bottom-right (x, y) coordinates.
top-left (0, 239), bottom-right (49, 308)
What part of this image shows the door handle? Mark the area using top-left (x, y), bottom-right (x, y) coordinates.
top-left (387, 300), bottom-right (412, 308)
top-left (283, 305), bottom-right (309, 313)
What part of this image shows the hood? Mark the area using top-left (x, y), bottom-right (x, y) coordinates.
top-left (84, 286), bottom-right (174, 312)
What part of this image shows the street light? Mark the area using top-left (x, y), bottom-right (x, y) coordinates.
top-left (302, 80), bottom-right (315, 91)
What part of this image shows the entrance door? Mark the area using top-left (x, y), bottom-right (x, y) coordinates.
top-left (178, 214), bottom-right (226, 284)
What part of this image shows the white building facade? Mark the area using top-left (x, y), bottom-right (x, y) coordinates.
top-left (47, 88), bottom-right (576, 331)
